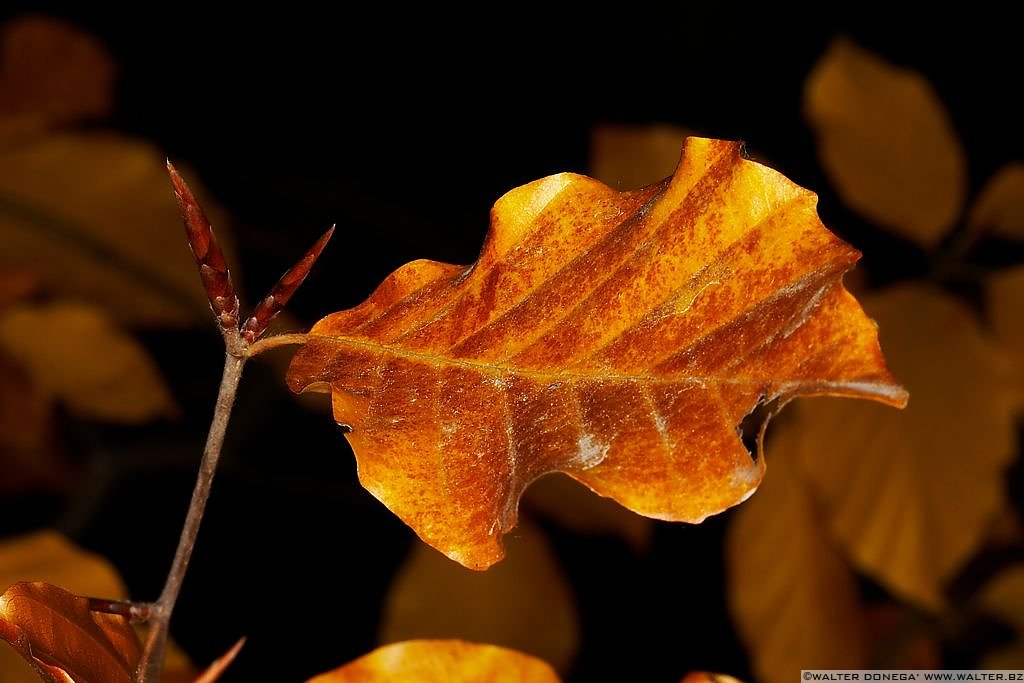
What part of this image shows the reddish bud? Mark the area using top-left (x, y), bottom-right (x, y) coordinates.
top-left (167, 161), bottom-right (239, 331)
top-left (241, 226), bottom-right (334, 343)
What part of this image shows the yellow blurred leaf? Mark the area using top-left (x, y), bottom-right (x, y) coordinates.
top-left (379, 521), bottom-right (578, 674)
top-left (589, 123), bottom-right (692, 190)
top-left (0, 531), bottom-right (126, 599)
top-left (782, 285), bottom-right (1016, 610)
top-left (989, 265), bottom-right (1024, 403)
top-left (804, 38), bottom-right (966, 247)
top-left (0, 581), bottom-right (140, 683)
top-left (0, 14), bottom-right (115, 142)
top-left (523, 473), bottom-right (652, 552)
top-left (0, 301), bottom-right (177, 422)
top-left (970, 164), bottom-right (1024, 242)
top-left (727, 449), bottom-right (867, 683)
top-left (306, 640), bottom-right (560, 683)
top-left (0, 131), bottom-right (234, 326)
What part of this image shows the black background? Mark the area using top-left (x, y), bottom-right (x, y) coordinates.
top-left (2, 3), bottom-right (1023, 681)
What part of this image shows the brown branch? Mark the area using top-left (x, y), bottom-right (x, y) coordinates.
top-left (133, 162), bottom-right (329, 682)
top-left (136, 352), bottom-right (245, 682)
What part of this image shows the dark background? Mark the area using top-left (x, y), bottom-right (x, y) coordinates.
top-left (2, 4), bottom-right (1022, 681)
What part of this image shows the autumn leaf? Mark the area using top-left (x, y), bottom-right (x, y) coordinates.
top-left (380, 521), bottom-right (578, 673)
top-left (306, 640), bottom-right (561, 683)
top-left (774, 285), bottom-right (1016, 610)
top-left (0, 132), bottom-right (235, 326)
top-left (0, 531), bottom-right (196, 683)
top-left (0, 301), bottom-right (176, 422)
top-left (0, 581), bottom-right (140, 683)
top-left (727, 447), bottom-right (867, 683)
top-left (804, 38), bottom-right (966, 247)
top-left (287, 136), bottom-right (906, 569)
top-left (0, 14), bottom-right (115, 142)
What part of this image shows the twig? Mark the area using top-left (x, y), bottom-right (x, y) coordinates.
top-left (133, 164), bottom-right (332, 682)
top-left (136, 350), bottom-right (244, 682)
top-left (87, 598), bottom-right (155, 623)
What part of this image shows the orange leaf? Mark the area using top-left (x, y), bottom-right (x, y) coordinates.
top-left (0, 581), bottom-right (140, 683)
top-left (306, 640), bottom-right (560, 683)
top-left (380, 521), bottom-right (578, 673)
top-left (804, 39), bottom-right (966, 247)
top-left (778, 285), bottom-right (1017, 610)
top-left (0, 531), bottom-right (195, 683)
top-left (727, 448), bottom-right (867, 683)
top-left (287, 137), bottom-right (906, 569)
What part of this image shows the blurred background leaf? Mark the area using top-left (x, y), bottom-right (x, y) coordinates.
top-left (804, 38), bottom-right (966, 247)
top-left (775, 286), bottom-right (1017, 611)
top-left (0, 301), bottom-right (176, 422)
top-left (728, 447), bottom-right (867, 683)
top-left (0, 14), bottom-right (114, 142)
top-left (380, 521), bottom-right (579, 675)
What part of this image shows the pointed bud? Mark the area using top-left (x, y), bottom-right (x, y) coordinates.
top-left (167, 161), bottom-right (239, 330)
top-left (241, 226), bottom-right (334, 343)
